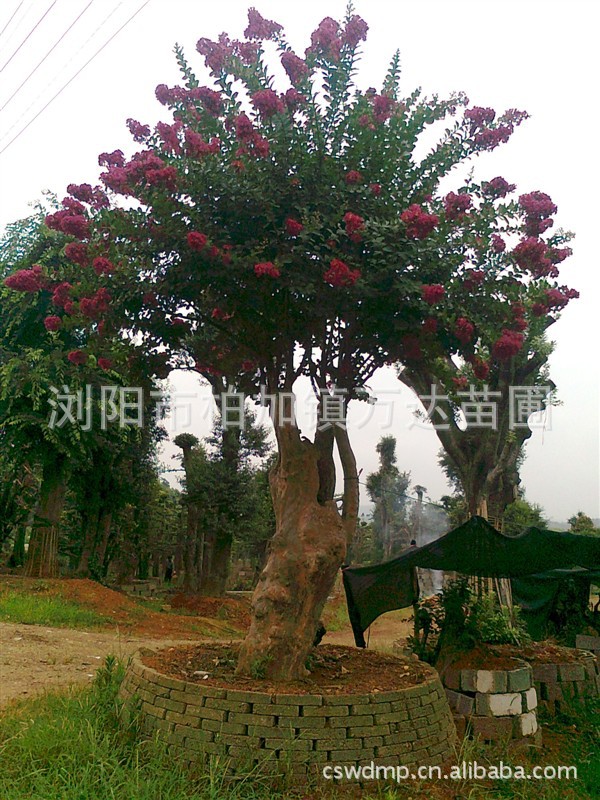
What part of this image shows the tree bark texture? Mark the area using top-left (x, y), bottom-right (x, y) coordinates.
top-left (25, 461), bottom-right (67, 578)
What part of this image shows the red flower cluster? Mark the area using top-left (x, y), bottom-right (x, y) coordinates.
top-left (100, 151), bottom-right (176, 195)
top-left (196, 34), bottom-right (234, 73)
top-left (452, 376), bottom-right (468, 390)
top-left (463, 269), bottom-right (485, 291)
top-left (67, 183), bottom-right (108, 210)
top-left (284, 89), bottom-right (305, 111)
top-left (512, 237), bottom-right (556, 276)
top-left (473, 126), bottom-right (513, 150)
top-left (344, 211), bottom-right (364, 241)
top-left (345, 170), bottom-right (362, 185)
top-left (52, 282), bottom-right (72, 308)
top-left (68, 350), bottom-right (88, 366)
top-left (492, 329), bottom-right (524, 360)
top-left (126, 118), bottom-right (151, 141)
top-left (254, 261), bottom-right (281, 278)
top-left (422, 318), bottom-right (438, 333)
top-left (184, 130), bottom-right (221, 158)
top-left (251, 89), bottom-right (284, 118)
top-left (156, 121), bottom-right (182, 154)
top-left (65, 242), bottom-right (89, 266)
top-left (490, 234), bottom-right (506, 253)
top-left (401, 204), bottom-right (439, 239)
top-left (98, 358), bottom-right (113, 371)
top-left (285, 218), bottom-right (304, 236)
top-left (4, 267), bottom-right (43, 292)
top-left (482, 176), bottom-right (516, 198)
top-left (454, 317), bottom-right (475, 344)
top-left (281, 52), bottom-right (308, 85)
top-left (544, 287), bottom-right (578, 309)
top-left (444, 192), bottom-right (472, 221)
top-left (194, 86), bottom-right (223, 116)
top-left (324, 258), bottom-right (360, 287)
top-left (472, 358), bottom-right (490, 380)
top-left (519, 191), bottom-right (557, 236)
top-left (342, 14), bottom-right (368, 48)
top-left (80, 288), bottom-right (111, 319)
top-left (244, 7), bottom-right (282, 40)
top-left (187, 231), bottom-right (208, 251)
top-left (46, 207), bottom-right (90, 240)
top-left (93, 257), bottom-right (114, 276)
top-left (44, 315), bottom-right (62, 332)
top-left (421, 284), bottom-right (445, 305)
top-left (400, 334), bottom-right (423, 361)
top-left (370, 183), bottom-right (382, 196)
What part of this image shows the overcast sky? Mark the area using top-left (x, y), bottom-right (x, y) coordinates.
top-left (0, 0), bottom-right (598, 522)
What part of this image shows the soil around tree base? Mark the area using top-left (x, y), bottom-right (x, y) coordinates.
top-left (141, 642), bottom-right (431, 694)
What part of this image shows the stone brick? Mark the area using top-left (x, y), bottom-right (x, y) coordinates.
top-left (141, 702), bottom-right (166, 719)
top-left (153, 673), bottom-right (186, 691)
top-left (351, 702), bottom-right (391, 716)
top-left (155, 697), bottom-right (186, 713)
top-left (293, 716), bottom-right (326, 729)
top-left (368, 690), bottom-right (403, 703)
top-left (532, 664), bottom-right (557, 683)
top-left (475, 692), bottom-right (522, 717)
top-left (408, 705), bottom-right (429, 719)
top-left (220, 734), bottom-right (260, 747)
top-left (332, 714), bottom-right (372, 728)
top-left (513, 711), bottom-right (538, 738)
top-left (256, 725), bottom-right (297, 740)
top-left (190, 706), bottom-right (227, 722)
top-left (203, 719), bottom-right (247, 735)
top-left (169, 690), bottom-right (205, 706)
top-left (362, 736), bottom-right (385, 748)
top-left (188, 684), bottom-right (227, 699)
top-left (302, 704), bottom-right (349, 717)
top-left (376, 743), bottom-right (413, 758)
top-left (330, 748), bottom-right (372, 762)
top-left (469, 715), bottom-right (514, 740)
top-left (253, 703), bottom-right (299, 716)
top-left (175, 725), bottom-right (214, 743)
top-left (475, 670), bottom-right (508, 694)
top-left (443, 668), bottom-right (461, 691)
top-left (558, 663), bottom-right (585, 682)
top-left (575, 634), bottom-right (600, 651)
top-left (522, 687), bottom-right (538, 712)
top-left (228, 712), bottom-right (275, 727)
top-left (264, 737), bottom-right (311, 751)
top-left (226, 690), bottom-right (274, 704)
top-left (348, 725), bottom-right (390, 738)
top-left (507, 667), bottom-right (532, 693)
top-left (165, 710), bottom-right (195, 726)
top-left (277, 694), bottom-right (322, 705)
top-left (299, 727), bottom-right (346, 740)
top-left (204, 698), bottom-right (251, 713)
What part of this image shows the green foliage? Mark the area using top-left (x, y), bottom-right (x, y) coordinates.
top-left (503, 497), bottom-right (547, 535)
top-left (568, 511), bottom-right (600, 537)
top-left (467, 591), bottom-right (531, 646)
top-left (0, 588), bottom-right (110, 628)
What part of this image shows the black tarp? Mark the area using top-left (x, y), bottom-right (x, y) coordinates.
top-left (342, 516), bottom-right (600, 647)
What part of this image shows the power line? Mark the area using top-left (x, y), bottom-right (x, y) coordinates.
top-left (0, 0), bottom-right (152, 157)
top-left (0, 0), bottom-right (58, 76)
top-left (0, 1), bottom-right (26, 44)
top-left (0, 0), bottom-right (96, 115)
top-left (0, 1), bottom-right (124, 147)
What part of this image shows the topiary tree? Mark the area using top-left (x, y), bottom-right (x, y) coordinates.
top-left (4, 6), bottom-right (579, 677)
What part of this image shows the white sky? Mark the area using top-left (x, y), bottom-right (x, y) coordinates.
top-left (0, 0), bottom-right (598, 522)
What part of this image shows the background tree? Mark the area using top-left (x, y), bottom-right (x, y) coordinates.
top-left (366, 435), bottom-right (411, 559)
top-left (568, 512), bottom-right (600, 537)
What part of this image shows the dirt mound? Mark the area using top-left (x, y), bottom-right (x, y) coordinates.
top-left (448, 640), bottom-right (590, 670)
top-left (170, 593), bottom-right (251, 629)
top-left (142, 642), bottom-right (430, 694)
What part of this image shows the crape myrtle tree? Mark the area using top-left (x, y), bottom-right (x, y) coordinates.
top-left (12, 6), bottom-right (578, 676)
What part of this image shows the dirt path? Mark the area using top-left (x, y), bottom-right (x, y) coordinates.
top-left (0, 622), bottom-right (206, 708)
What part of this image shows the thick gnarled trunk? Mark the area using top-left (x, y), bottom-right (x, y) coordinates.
top-left (25, 461), bottom-right (67, 578)
top-left (236, 424), bottom-right (356, 681)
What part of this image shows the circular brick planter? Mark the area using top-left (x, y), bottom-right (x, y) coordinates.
top-left (442, 661), bottom-right (540, 744)
top-left (532, 651), bottom-right (599, 714)
top-left (120, 649), bottom-right (457, 778)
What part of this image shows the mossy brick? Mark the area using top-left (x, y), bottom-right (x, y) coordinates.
top-left (583, 661), bottom-right (598, 680)
top-left (204, 698), bottom-right (251, 713)
top-left (406, 698), bottom-right (420, 709)
top-left (155, 697), bottom-right (186, 713)
top-left (187, 705), bottom-right (226, 722)
top-left (175, 725), bottom-right (214, 743)
top-left (532, 664), bottom-right (557, 682)
top-left (298, 726), bottom-right (346, 740)
top-left (257, 725), bottom-right (298, 739)
top-left (277, 694), bottom-right (322, 706)
top-left (362, 736), bottom-right (385, 748)
top-left (348, 725), bottom-right (390, 738)
top-left (141, 701), bottom-right (166, 719)
top-left (331, 714), bottom-right (372, 728)
top-left (168, 690), bottom-right (204, 706)
top-left (185, 684), bottom-right (226, 699)
top-left (507, 667), bottom-right (532, 693)
top-left (225, 689), bottom-right (273, 704)
top-left (293, 716), bottom-right (326, 729)
top-left (322, 693), bottom-right (368, 705)
top-left (400, 686), bottom-right (423, 700)
top-left (376, 743), bottom-right (413, 758)
top-left (409, 705), bottom-right (431, 719)
top-left (220, 734), bottom-right (261, 747)
top-left (150, 717), bottom-right (175, 733)
top-left (228, 712), bottom-right (275, 727)
top-left (203, 719), bottom-right (247, 735)
top-left (264, 737), bottom-right (310, 751)
top-left (558, 663), bottom-right (586, 682)
top-left (390, 703), bottom-right (409, 717)
top-left (352, 702), bottom-right (391, 716)
top-left (153, 673), bottom-right (186, 691)
top-left (134, 688), bottom-right (156, 704)
top-left (247, 724), bottom-right (289, 738)
top-left (330, 748), bottom-right (371, 761)
top-left (165, 710), bottom-right (196, 726)
top-left (303, 704), bottom-right (349, 717)
top-left (253, 703), bottom-right (299, 716)
top-left (384, 730), bottom-right (417, 745)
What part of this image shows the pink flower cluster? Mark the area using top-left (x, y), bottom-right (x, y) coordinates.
top-left (490, 234), bottom-right (506, 253)
top-left (345, 170), bottom-right (362, 185)
top-left (454, 317), bottom-right (475, 344)
top-left (401, 204), bottom-right (439, 239)
top-left (65, 242), bottom-right (89, 266)
top-left (244, 7), bottom-right (283, 40)
top-left (187, 231), bottom-right (208, 251)
top-left (126, 118), bottom-right (151, 141)
top-left (4, 266), bottom-right (43, 292)
top-left (444, 192), bottom-right (472, 221)
top-left (512, 237), bottom-right (557, 277)
top-left (184, 130), bottom-right (221, 158)
top-left (421, 284), bottom-right (445, 305)
top-left (324, 258), bottom-right (360, 287)
top-left (372, 94), bottom-right (395, 123)
top-left (44, 315), bottom-right (62, 332)
top-left (281, 52), bottom-right (308, 85)
top-left (100, 151), bottom-right (177, 195)
top-left (472, 358), bottom-right (490, 380)
top-left (518, 191), bottom-right (557, 236)
top-left (422, 318), bottom-right (438, 333)
top-left (68, 350), bottom-right (87, 366)
top-left (254, 261), bottom-right (281, 278)
top-left (284, 89), bottom-right (305, 111)
top-left (473, 126), bottom-right (513, 150)
top-left (464, 106), bottom-right (496, 130)
top-left (66, 183), bottom-right (109, 209)
top-left (307, 17), bottom-right (341, 59)
top-left (93, 257), bottom-right (114, 276)
top-left (463, 270), bottom-right (485, 291)
top-left (98, 358), bottom-right (113, 371)
top-left (46, 203), bottom-right (90, 240)
top-left (482, 176), bottom-right (516, 198)
top-left (79, 288), bottom-right (111, 319)
top-left (342, 15), bottom-right (369, 47)
top-left (251, 89), bottom-right (284, 118)
top-left (492, 329), bottom-right (524, 361)
top-left (51, 282), bottom-right (72, 308)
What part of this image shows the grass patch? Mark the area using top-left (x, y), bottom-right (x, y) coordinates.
top-left (0, 589), bottom-right (110, 628)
